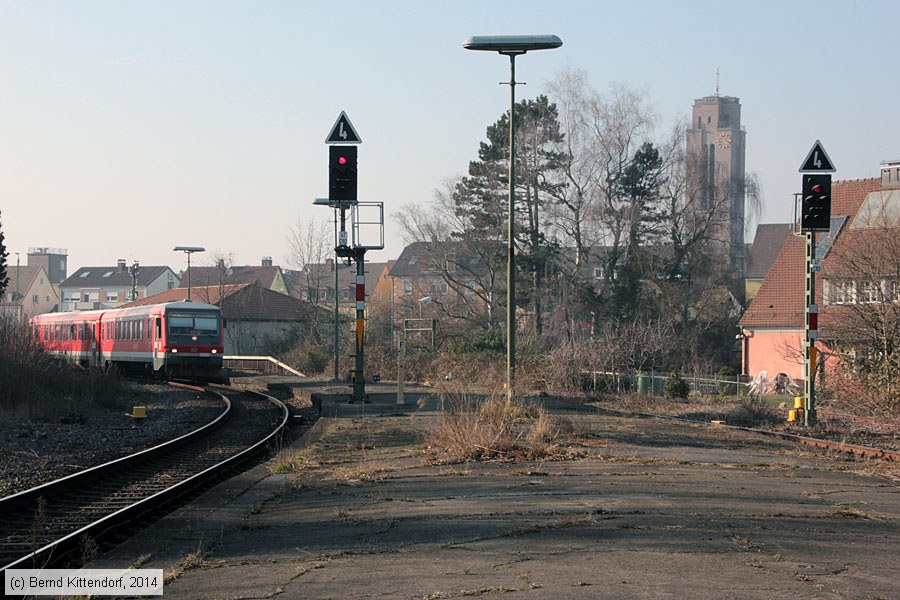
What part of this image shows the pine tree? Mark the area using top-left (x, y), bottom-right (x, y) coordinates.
top-left (0, 210), bottom-right (9, 297)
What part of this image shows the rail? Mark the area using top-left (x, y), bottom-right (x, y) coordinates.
top-left (0, 385), bottom-right (289, 573)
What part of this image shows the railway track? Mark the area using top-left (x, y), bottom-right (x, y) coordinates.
top-left (591, 404), bottom-right (900, 462)
top-left (0, 384), bottom-right (289, 572)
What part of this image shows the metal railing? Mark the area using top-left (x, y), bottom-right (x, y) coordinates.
top-left (223, 355), bottom-right (305, 377)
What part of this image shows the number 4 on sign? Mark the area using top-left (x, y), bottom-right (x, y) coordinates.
top-left (799, 140), bottom-right (836, 172)
top-left (325, 111), bottom-right (362, 145)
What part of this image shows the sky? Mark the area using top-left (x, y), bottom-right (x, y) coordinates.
top-left (2, 0), bottom-right (898, 274)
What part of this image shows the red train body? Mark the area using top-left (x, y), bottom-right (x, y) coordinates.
top-left (29, 301), bottom-right (225, 378)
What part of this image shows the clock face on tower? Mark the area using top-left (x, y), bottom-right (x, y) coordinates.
top-left (715, 131), bottom-right (732, 149)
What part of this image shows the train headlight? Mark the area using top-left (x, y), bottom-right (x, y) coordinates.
top-left (171, 348), bottom-right (178, 353)
top-left (211, 349), bottom-right (217, 354)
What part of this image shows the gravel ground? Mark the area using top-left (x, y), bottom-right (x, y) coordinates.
top-left (0, 382), bottom-right (224, 497)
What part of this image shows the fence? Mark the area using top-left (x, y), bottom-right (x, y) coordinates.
top-left (580, 370), bottom-right (750, 397)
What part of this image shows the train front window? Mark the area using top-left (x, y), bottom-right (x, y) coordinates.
top-left (168, 311), bottom-right (220, 336)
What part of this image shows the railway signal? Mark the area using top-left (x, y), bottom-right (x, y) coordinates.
top-left (796, 140), bottom-right (838, 426)
top-left (329, 145), bottom-right (358, 203)
top-left (801, 174), bottom-right (831, 231)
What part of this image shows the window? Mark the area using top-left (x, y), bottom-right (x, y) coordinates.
top-left (83, 293), bottom-right (91, 303)
top-left (32, 294), bottom-right (38, 303)
top-left (440, 281), bottom-right (448, 294)
top-left (342, 289), bottom-right (350, 301)
top-left (106, 292), bottom-right (118, 302)
top-left (465, 280), bottom-right (477, 295)
top-left (838, 281), bottom-right (853, 304)
top-left (300, 290), bottom-right (309, 300)
top-left (80, 271), bottom-right (91, 278)
top-left (592, 267), bottom-right (604, 280)
top-left (891, 280), bottom-right (900, 303)
top-left (403, 279), bottom-right (412, 293)
top-left (859, 281), bottom-right (879, 303)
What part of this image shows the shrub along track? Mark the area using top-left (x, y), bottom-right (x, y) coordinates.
top-left (0, 383), bottom-right (289, 573)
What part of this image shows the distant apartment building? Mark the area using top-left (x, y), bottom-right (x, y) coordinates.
top-left (59, 260), bottom-right (179, 311)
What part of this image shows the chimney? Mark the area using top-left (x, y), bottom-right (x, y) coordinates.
top-left (117, 259), bottom-right (127, 272)
top-left (262, 256), bottom-right (273, 267)
top-left (217, 259), bottom-right (225, 269)
top-left (881, 160), bottom-right (900, 190)
top-left (325, 258), bottom-right (334, 272)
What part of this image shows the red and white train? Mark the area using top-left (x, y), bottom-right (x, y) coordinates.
top-left (30, 301), bottom-right (225, 379)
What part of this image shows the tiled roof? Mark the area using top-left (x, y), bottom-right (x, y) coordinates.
top-left (744, 223), bottom-right (793, 279)
top-left (183, 265), bottom-right (281, 289)
top-left (61, 266), bottom-right (173, 288)
top-left (123, 282), bottom-right (317, 322)
top-left (6, 265), bottom-right (43, 292)
top-left (739, 178), bottom-right (882, 328)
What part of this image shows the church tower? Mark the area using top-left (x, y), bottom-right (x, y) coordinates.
top-left (685, 93), bottom-right (747, 285)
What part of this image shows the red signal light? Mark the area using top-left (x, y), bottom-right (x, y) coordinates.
top-left (812, 184), bottom-right (822, 193)
top-left (339, 156), bottom-right (347, 165)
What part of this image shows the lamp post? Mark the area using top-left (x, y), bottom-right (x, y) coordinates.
top-left (173, 246), bottom-right (205, 301)
top-left (463, 34), bottom-right (562, 400)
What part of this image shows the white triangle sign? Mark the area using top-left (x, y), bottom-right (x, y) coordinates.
top-left (325, 111), bottom-right (361, 144)
top-left (799, 140), bottom-right (835, 172)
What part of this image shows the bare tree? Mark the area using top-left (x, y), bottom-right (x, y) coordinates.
top-left (821, 212), bottom-right (900, 406)
top-left (395, 178), bottom-right (505, 332)
top-left (286, 217), bottom-right (336, 342)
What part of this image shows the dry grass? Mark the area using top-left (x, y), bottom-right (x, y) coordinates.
top-left (0, 315), bottom-right (124, 420)
top-left (424, 392), bottom-right (575, 463)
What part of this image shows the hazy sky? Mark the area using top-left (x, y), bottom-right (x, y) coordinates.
top-left (2, 1), bottom-right (898, 273)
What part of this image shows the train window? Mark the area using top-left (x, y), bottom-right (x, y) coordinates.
top-left (167, 311), bottom-right (220, 335)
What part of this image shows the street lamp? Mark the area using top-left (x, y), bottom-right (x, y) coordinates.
top-left (173, 246), bottom-right (205, 301)
top-left (463, 34), bottom-right (562, 400)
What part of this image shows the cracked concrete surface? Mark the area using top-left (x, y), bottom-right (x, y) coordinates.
top-left (94, 391), bottom-right (900, 599)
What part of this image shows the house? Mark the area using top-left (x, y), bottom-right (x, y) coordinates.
top-left (738, 165), bottom-right (897, 380)
top-left (125, 281), bottom-right (323, 355)
top-left (743, 224), bottom-right (794, 303)
top-left (59, 260), bottom-right (179, 311)
top-left (0, 265), bottom-right (58, 319)
top-left (182, 257), bottom-right (288, 296)
top-left (283, 259), bottom-right (389, 316)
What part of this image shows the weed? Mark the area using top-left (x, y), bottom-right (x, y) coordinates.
top-left (424, 392), bottom-right (575, 463)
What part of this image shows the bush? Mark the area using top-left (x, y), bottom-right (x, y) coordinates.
top-left (717, 365), bottom-right (738, 395)
top-left (665, 371), bottom-right (689, 399)
top-left (280, 340), bottom-right (331, 375)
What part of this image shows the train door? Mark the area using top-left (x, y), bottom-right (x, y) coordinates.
top-left (90, 322), bottom-right (99, 368)
top-left (152, 316), bottom-right (164, 372)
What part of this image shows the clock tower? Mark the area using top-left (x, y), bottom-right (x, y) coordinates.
top-left (686, 94), bottom-right (747, 288)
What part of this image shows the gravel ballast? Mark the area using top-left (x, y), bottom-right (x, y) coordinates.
top-left (0, 382), bottom-right (224, 497)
